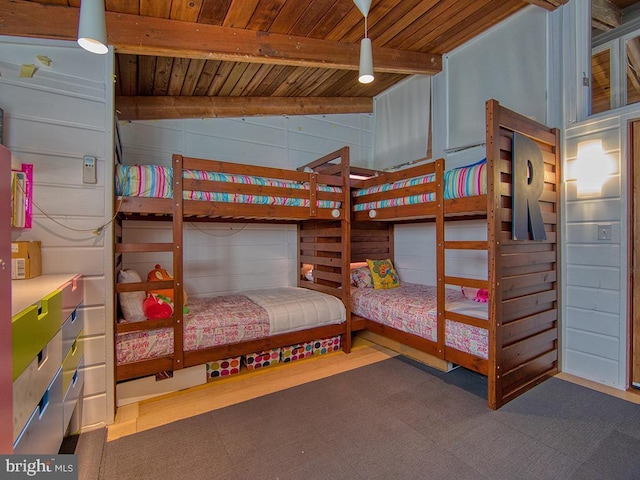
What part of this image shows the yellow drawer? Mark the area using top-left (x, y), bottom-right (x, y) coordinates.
top-left (62, 333), bottom-right (84, 394)
top-left (12, 290), bottom-right (63, 381)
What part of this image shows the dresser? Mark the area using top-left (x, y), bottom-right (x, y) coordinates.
top-left (11, 274), bottom-right (84, 454)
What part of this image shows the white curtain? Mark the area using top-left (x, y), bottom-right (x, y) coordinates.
top-left (373, 75), bottom-right (431, 170)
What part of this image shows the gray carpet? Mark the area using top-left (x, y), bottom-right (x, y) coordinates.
top-left (75, 427), bottom-right (107, 480)
top-left (96, 357), bottom-right (640, 480)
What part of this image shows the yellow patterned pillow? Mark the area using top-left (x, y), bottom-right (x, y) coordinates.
top-left (366, 259), bottom-right (400, 290)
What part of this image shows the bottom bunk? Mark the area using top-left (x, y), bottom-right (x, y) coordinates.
top-left (116, 286), bottom-right (347, 383)
top-left (350, 274), bottom-right (489, 375)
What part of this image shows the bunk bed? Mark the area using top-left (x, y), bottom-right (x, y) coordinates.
top-left (114, 147), bottom-right (352, 383)
top-left (349, 100), bottom-right (560, 409)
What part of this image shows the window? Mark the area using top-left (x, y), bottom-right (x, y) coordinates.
top-left (590, 1), bottom-right (640, 114)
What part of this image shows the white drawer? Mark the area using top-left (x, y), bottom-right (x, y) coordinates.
top-left (62, 309), bottom-right (82, 356)
top-left (61, 275), bottom-right (83, 322)
top-left (13, 368), bottom-right (64, 455)
top-left (12, 329), bottom-right (63, 442)
top-left (63, 364), bottom-right (84, 435)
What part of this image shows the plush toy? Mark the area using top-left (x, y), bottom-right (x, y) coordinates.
top-left (145, 264), bottom-right (188, 317)
top-left (148, 264), bottom-right (174, 299)
top-left (143, 293), bottom-right (174, 319)
top-left (461, 286), bottom-right (489, 303)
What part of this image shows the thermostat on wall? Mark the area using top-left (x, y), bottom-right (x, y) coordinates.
top-left (83, 155), bottom-right (97, 184)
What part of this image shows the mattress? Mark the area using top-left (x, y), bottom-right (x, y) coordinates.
top-left (351, 282), bottom-right (489, 359)
top-left (115, 164), bottom-right (342, 208)
top-left (117, 287), bottom-right (346, 365)
top-left (352, 159), bottom-right (486, 211)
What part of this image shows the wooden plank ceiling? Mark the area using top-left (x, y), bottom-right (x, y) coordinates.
top-left (1, 0), bottom-right (567, 120)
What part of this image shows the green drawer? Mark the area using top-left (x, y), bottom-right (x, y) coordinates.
top-left (12, 290), bottom-right (63, 382)
top-left (62, 332), bottom-right (83, 394)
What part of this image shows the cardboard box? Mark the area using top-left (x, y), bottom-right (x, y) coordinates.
top-left (244, 348), bottom-right (280, 371)
top-left (206, 357), bottom-right (241, 380)
top-left (280, 342), bottom-right (313, 363)
top-left (312, 336), bottom-right (341, 356)
top-left (11, 241), bottom-right (42, 280)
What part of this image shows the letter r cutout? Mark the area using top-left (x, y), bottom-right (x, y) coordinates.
top-left (512, 133), bottom-right (546, 241)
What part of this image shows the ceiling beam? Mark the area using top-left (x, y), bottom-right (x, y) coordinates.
top-left (115, 96), bottom-right (374, 121)
top-left (0, 0), bottom-right (442, 75)
top-left (519, 0), bottom-right (569, 11)
top-left (591, 0), bottom-right (622, 32)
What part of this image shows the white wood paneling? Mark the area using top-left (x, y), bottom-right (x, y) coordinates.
top-left (566, 307), bottom-right (622, 337)
top-left (1, 35), bottom-right (115, 427)
top-left (446, 7), bottom-right (548, 148)
top-left (119, 114), bottom-right (372, 300)
top-left (563, 113), bottom-right (628, 389)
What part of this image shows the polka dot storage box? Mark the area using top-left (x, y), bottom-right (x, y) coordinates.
top-left (312, 336), bottom-right (341, 356)
top-left (244, 348), bottom-right (281, 370)
top-left (280, 342), bottom-right (313, 363)
top-left (206, 356), bottom-right (241, 380)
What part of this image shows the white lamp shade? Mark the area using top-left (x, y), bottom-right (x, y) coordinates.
top-left (359, 38), bottom-right (374, 84)
top-left (77, 0), bottom-right (108, 54)
top-left (353, 0), bottom-right (372, 17)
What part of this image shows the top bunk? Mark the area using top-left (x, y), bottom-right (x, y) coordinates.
top-left (351, 100), bottom-right (559, 225)
top-left (350, 156), bottom-right (487, 222)
top-left (115, 147), bottom-right (350, 222)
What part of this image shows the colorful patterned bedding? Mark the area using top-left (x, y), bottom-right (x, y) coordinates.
top-left (352, 159), bottom-right (486, 211)
top-left (352, 173), bottom-right (436, 211)
top-left (351, 282), bottom-right (488, 359)
top-left (115, 164), bottom-right (342, 208)
top-left (117, 287), bottom-right (346, 365)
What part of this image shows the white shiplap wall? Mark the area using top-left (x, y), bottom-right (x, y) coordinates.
top-left (395, 6), bottom-right (552, 289)
top-left (118, 113), bottom-right (373, 297)
top-left (563, 116), bottom-right (628, 388)
top-left (1, 35), bottom-right (115, 427)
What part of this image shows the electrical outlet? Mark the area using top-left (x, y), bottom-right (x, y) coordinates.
top-left (83, 156), bottom-right (97, 184)
top-left (597, 224), bottom-right (612, 241)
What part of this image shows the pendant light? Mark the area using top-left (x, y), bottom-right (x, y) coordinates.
top-left (353, 0), bottom-right (374, 84)
top-left (77, 0), bottom-right (108, 55)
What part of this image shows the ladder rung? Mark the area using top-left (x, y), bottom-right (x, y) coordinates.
top-left (445, 276), bottom-right (489, 289)
top-left (116, 243), bottom-right (175, 253)
top-left (444, 240), bottom-right (488, 250)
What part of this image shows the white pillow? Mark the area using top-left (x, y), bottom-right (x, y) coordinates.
top-left (117, 269), bottom-right (146, 322)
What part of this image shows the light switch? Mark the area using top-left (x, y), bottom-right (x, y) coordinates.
top-left (83, 156), bottom-right (97, 184)
top-left (597, 224), bottom-right (612, 241)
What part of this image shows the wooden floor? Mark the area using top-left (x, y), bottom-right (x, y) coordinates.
top-left (107, 337), bottom-right (640, 442)
top-left (108, 338), bottom-right (397, 441)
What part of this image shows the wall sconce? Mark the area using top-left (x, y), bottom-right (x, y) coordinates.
top-left (77, 0), bottom-right (108, 55)
top-left (575, 139), bottom-right (614, 197)
top-left (353, 0), bottom-right (374, 84)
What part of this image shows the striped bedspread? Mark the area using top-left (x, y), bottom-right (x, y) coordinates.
top-left (115, 164), bottom-right (342, 208)
top-left (352, 159), bottom-right (486, 211)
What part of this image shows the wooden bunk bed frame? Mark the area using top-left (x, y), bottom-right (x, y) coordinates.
top-left (114, 147), bottom-right (352, 383)
top-left (350, 100), bottom-right (560, 409)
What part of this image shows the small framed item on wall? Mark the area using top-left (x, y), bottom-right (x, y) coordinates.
top-left (11, 163), bottom-right (33, 229)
